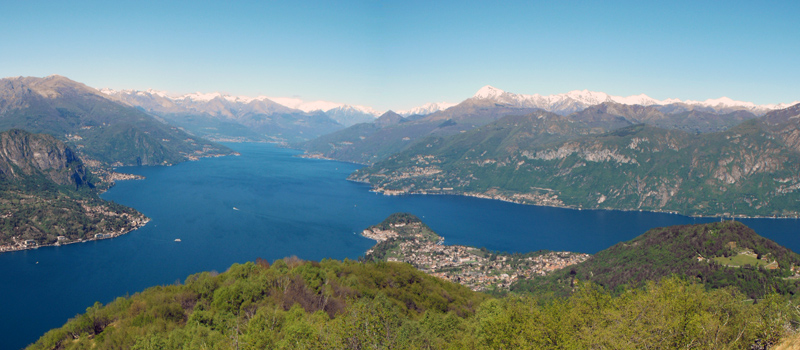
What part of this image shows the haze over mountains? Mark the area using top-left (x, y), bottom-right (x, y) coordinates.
top-left (298, 85), bottom-right (797, 166)
top-left (101, 83), bottom-right (797, 144)
top-left (469, 85), bottom-right (798, 116)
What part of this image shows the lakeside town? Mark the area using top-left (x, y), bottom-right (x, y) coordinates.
top-left (0, 201), bottom-right (149, 254)
top-left (362, 213), bottom-right (590, 291)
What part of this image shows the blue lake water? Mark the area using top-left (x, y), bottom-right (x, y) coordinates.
top-left (3, 142), bottom-right (800, 349)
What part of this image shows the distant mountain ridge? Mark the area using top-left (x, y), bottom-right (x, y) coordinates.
top-left (469, 85), bottom-right (797, 116)
top-left (102, 85), bottom-right (796, 120)
top-left (100, 82), bottom-right (796, 146)
top-left (103, 88), bottom-right (380, 127)
top-left (100, 88), bottom-right (348, 142)
top-left (298, 84), bottom-right (794, 165)
top-left (349, 102), bottom-right (800, 217)
top-left (0, 75), bottom-right (232, 166)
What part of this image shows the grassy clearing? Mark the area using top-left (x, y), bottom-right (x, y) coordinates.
top-left (713, 253), bottom-right (769, 268)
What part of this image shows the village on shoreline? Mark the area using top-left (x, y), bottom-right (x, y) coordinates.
top-left (361, 214), bottom-right (590, 291)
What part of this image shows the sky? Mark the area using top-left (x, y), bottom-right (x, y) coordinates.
top-left (1, 0), bottom-right (798, 111)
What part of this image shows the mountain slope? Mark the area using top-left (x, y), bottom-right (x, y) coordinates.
top-left (514, 221), bottom-right (800, 299)
top-left (299, 97), bottom-right (547, 164)
top-left (0, 76), bottom-right (231, 166)
top-left (0, 129), bottom-right (146, 249)
top-left (350, 103), bottom-right (800, 217)
top-left (570, 102), bottom-right (758, 133)
top-left (0, 129), bottom-right (88, 187)
top-left (298, 86), bottom-right (776, 166)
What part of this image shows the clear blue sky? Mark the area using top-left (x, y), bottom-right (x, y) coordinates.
top-left (1, 0), bottom-right (797, 110)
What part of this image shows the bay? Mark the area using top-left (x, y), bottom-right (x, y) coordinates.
top-left (2, 142), bottom-right (798, 349)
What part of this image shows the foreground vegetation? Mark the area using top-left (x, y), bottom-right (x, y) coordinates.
top-left (29, 257), bottom-right (800, 349)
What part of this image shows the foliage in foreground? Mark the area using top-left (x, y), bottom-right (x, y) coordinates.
top-left (29, 258), bottom-right (799, 350)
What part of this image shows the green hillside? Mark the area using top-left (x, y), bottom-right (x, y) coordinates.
top-left (351, 105), bottom-right (800, 217)
top-left (0, 76), bottom-right (232, 166)
top-left (0, 129), bottom-right (146, 248)
top-left (28, 257), bottom-right (800, 349)
top-left (514, 221), bottom-right (800, 299)
top-left (300, 100), bottom-right (758, 167)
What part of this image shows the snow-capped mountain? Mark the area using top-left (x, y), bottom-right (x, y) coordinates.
top-left (398, 102), bottom-right (457, 117)
top-left (99, 85), bottom-right (798, 144)
top-left (101, 88), bottom-right (299, 118)
top-left (323, 105), bottom-right (381, 126)
top-left (102, 88), bottom-right (385, 128)
top-left (100, 88), bottom-right (346, 142)
top-left (267, 96), bottom-right (379, 116)
top-left (469, 85), bottom-right (797, 116)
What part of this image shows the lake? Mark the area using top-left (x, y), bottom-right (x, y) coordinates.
top-left (2, 142), bottom-right (799, 349)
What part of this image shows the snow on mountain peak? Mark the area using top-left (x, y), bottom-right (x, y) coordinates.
top-left (97, 83), bottom-right (797, 120)
top-left (269, 97), bottom-right (342, 113)
top-left (98, 88), bottom-right (116, 96)
top-left (473, 85), bottom-right (506, 99)
top-left (398, 102), bottom-right (457, 116)
top-left (463, 85), bottom-right (794, 115)
top-left (178, 92), bottom-right (225, 102)
top-left (564, 90), bottom-right (612, 105)
top-left (699, 97), bottom-right (755, 108)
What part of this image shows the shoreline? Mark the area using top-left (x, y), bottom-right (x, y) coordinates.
top-left (292, 148), bottom-right (800, 220)
top-left (351, 180), bottom-right (800, 220)
top-left (0, 218), bottom-right (150, 255)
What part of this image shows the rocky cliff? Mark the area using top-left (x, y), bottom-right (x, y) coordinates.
top-left (0, 129), bottom-right (88, 187)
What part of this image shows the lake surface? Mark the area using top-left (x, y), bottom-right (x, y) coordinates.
top-left (3, 142), bottom-right (799, 349)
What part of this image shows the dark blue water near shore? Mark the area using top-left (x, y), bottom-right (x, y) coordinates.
top-left (2, 142), bottom-right (799, 349)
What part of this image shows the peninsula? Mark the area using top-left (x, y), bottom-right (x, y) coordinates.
top-left (361, 213), bottom-right (589, 291)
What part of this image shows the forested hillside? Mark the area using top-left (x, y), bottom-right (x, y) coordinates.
top-left (514, 221), bottom-right (800, 299)
top-left (0, 129), bottom-right (146, 248)
top-left (351, 104), bottom-right (800, 217)
top-left (28, 258), bottom-right (800, 350)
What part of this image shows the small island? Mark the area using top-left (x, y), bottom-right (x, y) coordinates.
top-left (361, 213), bottom-right (589, 291)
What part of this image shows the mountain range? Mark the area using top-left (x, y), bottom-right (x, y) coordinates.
top-left (100, 88), bottom-right (351, 142)
top-left (4, 74), bottom-right (797, 218)
top-left (349, 103), bottom-right (800, 217)
top-left (0, 75), bottom-right (232, 166)
top-left (469, 85), bottom-right (798, 116)
top-left (298, 85), bottom-right (795, 166)
top-left (102, 84), bottom-right (797, 145)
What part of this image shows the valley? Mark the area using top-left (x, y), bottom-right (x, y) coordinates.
top-left (3, 75), bottom-right (800, 349)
